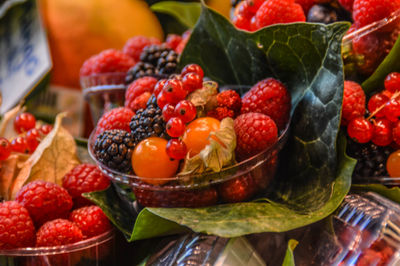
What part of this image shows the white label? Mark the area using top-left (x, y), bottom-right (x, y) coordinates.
top-left (0, 0), bottom-right (52, 114)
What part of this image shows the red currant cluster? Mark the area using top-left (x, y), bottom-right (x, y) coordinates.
top-left (154, 64), bottom-right (204, 160)
top-left (0, 112), bottom-right (53, 161)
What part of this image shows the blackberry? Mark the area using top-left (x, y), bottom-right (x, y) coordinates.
top-left (130, 96), bottom-right (168, 145)
top-left (125, 62), bottom-right (157, 84)
top-left (346, 138), bottom-right (394, 182)
top-left (140, 44), bottom-right (171, 65)
top-left (94, 129), bottom-right (135, 173)
top-left (156, 49), bottom-right (179, 77)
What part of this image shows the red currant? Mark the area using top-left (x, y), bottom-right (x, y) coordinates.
top-left (26, 128), bottom-right (41, 152)
top-left (347, 117), bottom-right (373, 143)
top-left (372, 118), bottom-right (393, 146)
top-left (368, 92), bottom-right (389, 117)
top-left (157, 91), bottom-right (169, 109)
top-left (11, 137), bottom-right (29, 154)
top-left (166, 117), bottom-right (185, 137)
top-left (182, 73), bottom-right (203, 93)
top-left (175, 100), bottom-right (197, 123)
top-left (162, 79), bottom-right (187, 105)
top-left (166, 139), bottom-right (187, 160)
top-left (232, 14), bottom-right (251, 31)
top-left (181, 64), bottom-right (204, 79)
top-left (14, 112), bottom-right (36, 133)
top-left (162, 104), bottom-right (176, 121)
top-left (39, 124), bottom-right (53, 135)
top-left (393, 121), bottom-right (400, 146)
top-left (246, 0), bottom-right (263, 13)
top-left (385, 72), bottom-right (400, 93)
top-left (165, 34), bottom-right (182, 51)
top-left (250, 16), bottom-right (257, 31)
top-left (0, 138), bottom-right (11, 161)
top-left (235, 1), bottom-right (253, 18)
top-left (384, 98), bottom-right (400, 122)
top-left (154, 79), bottom-right (167, 97)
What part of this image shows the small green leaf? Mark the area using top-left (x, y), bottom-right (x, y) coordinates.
top-left (282, 239), bottom-right (299, 266)
top-left (151, 1), bottom-right (201, 29)
top-left (352, 184), bottom-right (400, 204)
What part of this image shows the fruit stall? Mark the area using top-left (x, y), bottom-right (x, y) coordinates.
top-left (1, 0), bottom-right (400, 265)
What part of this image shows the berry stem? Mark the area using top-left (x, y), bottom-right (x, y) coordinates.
top-left (367, 91), bottom-right (400, 120)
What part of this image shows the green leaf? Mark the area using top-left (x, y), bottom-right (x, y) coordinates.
top-left (282, 239), bottom-right (299, 266)
top-left (362, 37), bottom-right (400, 94)
top-left (352, 184), bottom-right (400, 204)
top-left (151, 1), bottom-right (201, 29)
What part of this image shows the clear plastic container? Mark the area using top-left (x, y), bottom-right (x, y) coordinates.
top-left (0, 230), bottom-right (116, 266)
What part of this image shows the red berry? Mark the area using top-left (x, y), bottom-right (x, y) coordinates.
top-left (162, 79), bottom-right (187, 105)
top-left (166, 139), bottom-right (187, 160)
top-left (125, 76), bottom-right (158, 110)
top-left (165, 34), bottom-right (183, 51)
top-left (14, 112), bottom-right (36, 133)
top-left (36, 219), bottom-right (83, 247)
top-left (175, 100), bottom-right (197, 123)
top-left (95, 107), bottom-right (135, 136)
top-left (218, 174), bottom-right (256, 203)
top-left (295, 0), bottom-right (315, 13)
top-left (154, 79), bottom-right (167, 97)
top-left (130, 92), bottom-right (152, 112)
top-left (0, 137), bottom-right (11, 161)
top-left (353, 0), bottom-right (400, 27)
top-left (182, 73), bottom-right (203, 93)
top-left (166, 117), bottom-right (185, 137)
top-left (235, 1), bottom-right (254, 18)
top-left (246, 0), bottom-right (264, 13)
top-left (157, 91), bottom-right (169, 109)
top-left (250, 16), bottom-right (258, 31)
top-left (62, 164), bottom-right (110, 207)
top-left (122, 36), bottom-right (161, 61)
top-left (26, 128), bottom-right (41, 153)
top-left (385, 72), bottom-right (400, 93)
top-left (241, 78), bottom-right (291, 130)
top-left (10, 137), bottom-right (29, 154)
top-left (341, 81), bottom-right (366, 125)
top-left (384, 98), bottom-right (400, 122)
top-left (347, 117), bottom-right (374, 143)
top-left (0, 201), bottom-right (35, 249)
top-left (368, 92), bottom-right (389, 118)
top-left (181, 64), bottom-right (204, 79)
top-left (392, 121), bottom-right (400, 145)
top-left (352, 33), bottom-right (383, 75)
top-left (233, 14), bottom-right (252, 31)
top-left (338, 0), bottom-right (354, 12)
top-left (234, 112), bottom-right (278, 160)
top-left (39, 124), bottom-right (53, 135)
top-left (217, 90), bottom-right (242, 114)
top-left (207, 107), bottom-right (235, 121)
top-left (372, 118), bottom-right (393, 146)
top-left (16, 180), bottom-right (73, 226)
top-left (162, 104), bottom-right (176, 121)
top-left (69, 206), bottom-right (111, 239)
top-left (176, 30), bottom-right (191, 54)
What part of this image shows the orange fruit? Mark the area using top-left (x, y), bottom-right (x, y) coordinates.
top-left (207, 0), bottom-right (231, 18)
top-left (131, 137), bottom-right (179, 185)
top-left (182, 117), bottom-right (221, 157)
top-left (387, 150), bottom-right (400, 178)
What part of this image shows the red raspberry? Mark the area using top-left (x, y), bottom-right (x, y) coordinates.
top-left (353, 0), bottom-right (400, 27)
top-left (36, 219), bottom-right (83, 247)
top-left (217, 90), bottom-right (242, 115)
top-left (122, 36), bottom-right (161, 61)
top-left (125, 76), bottom-right (158, 109)
top-left (341, 81), bottom-right (366, 125)
top-left (95, 107), bottom-right (135, 136)
top-left (165, 34), bottom-right (182, 51)
top-left (130, 92), bottom-right (152, 112)
top-left (295, 0), bottom-right (315, 13)
top-left (16, 181), bottom-right (73, 226)
top-left (241, 78), bottom-right (291, 130)
top-left (207, 107), bottom-right (235, 120)
top-left (176, 30), bottom-right (191, 54)
top-left (69, 206), bottom-right (111, 239)
top-left (254, 0), bottom-right (305, 29)
top-left (234, 112), bottom-right (278, 160)
top-left (347, 117), bottom-right (373, 143)
top-left (218, 174), bottom-right (257, 203)
top-left (0, 201), bottom-right (35, 249)
top-left (80, 49), bottom-right (135, 77)
top-left (385, 72), bottom-right (400, 93)
top-left (338, 0), bottom-right (354, 12)
top-left (62, 164), bottom-right (110, 207)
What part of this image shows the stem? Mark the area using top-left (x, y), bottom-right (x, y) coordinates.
top-left (367, 91), bottom-right (400, 120)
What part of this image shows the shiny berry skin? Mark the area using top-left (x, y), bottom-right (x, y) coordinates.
top-left (233, 14), bottom-right (251, 31)
top-left (14, 112), bottom-right (36, 133)
top-left (166, 139), bottom-right (187, 160)
top-left (385, 72), bottom-right (400, 93)
top-left (39, 124), bottom-right (53, 135)
top-left (157, 91), bottom-right (169, 109)
top-left (132, 137), bottom-right (180, 184)
top-left (69, 206), bottom-right (111, 239)
top-left (11, 137), bottom-right (29, 154)
top-left (0, 201), bottom-right (35, 249)
top-left (166, 117), bottom-right (185, 137)
top-left (347, 117), bottom-right (374, 143)
top-left (181, 64), bottom-right (204, 79)
top-left (154, 79), bottom-right (167, 97)
top-left (387, 150), bottom-right (400, 177)
top-left (36, 219), bottom-right (83, 247)
top-left (372, 118), bottom-right (393, 146)
top-left (235, 1), bottom-right (254, 18)
top-left (219, 174), bottom-right (256, 203)
top-left (182, 73), bottom-right (203, 93)
top-left (95, 107), bottom-right (135, 136)
top-left (165, 34), bottom-right (183, 51)
top-left (162, 79), bottom-right (187, 105)
top-left (0, 138), bottom-right (11, 161)
top-left (384, 98), bottom-right (400, 122)
top-left (393, 120), bottom-right (400, 145)
top-left (162, 104), bottom-right (176, 121)
top-left (246, 0), bottom-right (264, 13)
top-left (175, 100), bottom-right (197, 123)
top-left (368, 92), bottom-right (389, 118)
top-left (26, 128), bottom-right (40, 153)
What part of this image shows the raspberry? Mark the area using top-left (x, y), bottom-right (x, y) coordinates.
top-left (122, 36), bottom-right (161, 62)
top-left (295, 0), bottom-right (315, 13)
top-left (353, 0), bottom-right (400, 27)
top-left (338, 0), bottom-right (354, 12)
top-left (0, 201), bottom-right (35, 249)
top-left (241, 78), bottom-right (291, 130)
top-left (130, 92), bottom-right (152, 112)
top-left (62, 164), bottom-right (110, 207)
top-left (165, 34), bottom-right (182, 51)
top-left (95, 107), bottom-right (135, 136)
top-left (69, 206), bottom-right (111, 239)
top-left (207, 107), bottom-right (235, 120)
top-left (176, 30), bottom-right (191, 54)
top-left (36, 219), bottom-right (83, 247)
top-left (347, 117), bottom-right (373, 143)
top-left (385, 72), bottom-right (400, 93)
top-left (218, 174), bottom-right (257, 203)
top-left (16, 181), bottom-right (73, 226)
top-left (254, 0), bottom-right (305, 29)
top-left (234, 112), bottom-right (278, 160)
top-left (341, 81), bottom-right (366, 125)
top-left (125, 76), bottom-right (158, 110)
top-left (80, 49), bottom-right (135, 77)
top-left (217, 90), bottom-right (242, 115)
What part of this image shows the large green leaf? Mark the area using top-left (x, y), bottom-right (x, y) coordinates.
top-left (352, 184), bottom-right (400, 204)
top-left (151, 1), bottom-right (201, 29)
